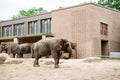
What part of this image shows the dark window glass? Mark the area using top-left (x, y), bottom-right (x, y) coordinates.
top-left (2, 25), bottom-right (12, 37)
top-left (41, 18), bottom-right (51, 34)
top-left (28, 21), bottom-right (38, 34)
top-left (14, 23), bottom-right (24, 36)
top-left (100, 22), bottom-right (108, 36)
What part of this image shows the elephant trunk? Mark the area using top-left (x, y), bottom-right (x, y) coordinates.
top-left (63, 42), bottom-right (72, 59)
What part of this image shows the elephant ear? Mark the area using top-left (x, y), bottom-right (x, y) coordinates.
top-left (61, 39), bottom-right (68, 45)
top-left (1, 43), bottom-right (7, 49)
top-left (55, 42), bottom-right (62, 51)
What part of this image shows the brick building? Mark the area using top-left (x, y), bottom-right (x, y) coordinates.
top-left (0, 3), bottom-right (120, 58)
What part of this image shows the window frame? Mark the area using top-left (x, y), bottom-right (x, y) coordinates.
top-left (2, 25), bottom-right (12, 37)
top-left (14, 23), bottom-right (24, 36)
top-left (28, 20), bottom-right (38, 35)
top-left (100, 22), bottom-right (108, 36)
top-left (41, 18), bottom-right (51, 34)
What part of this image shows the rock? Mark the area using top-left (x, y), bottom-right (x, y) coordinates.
top-left (0, 55), bottom-right (6, 64)
top-left (82, 57), bottom-right (101, 63)
top-left (0, 53), bottom-right (23, 64)
top-left (0, 53), bottom-right (10, 64)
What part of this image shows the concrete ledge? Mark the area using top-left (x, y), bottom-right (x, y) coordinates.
top-left (109, 52), bottom-right (120, 58)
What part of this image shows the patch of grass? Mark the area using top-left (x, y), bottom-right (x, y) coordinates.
top-left (109, 58), bottom-right (120, 60)
top-left (102, 57), bottom-right (120, 60)
top-left (0, 64), bottom-right (5, 69)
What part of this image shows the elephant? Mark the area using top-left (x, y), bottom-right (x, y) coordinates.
top-left (0, 42), bottom-right (20, 58)
top-left (0, 43), bottom-right (7, 53)
top-left (19, 43), bottom-right (32, 58)
top-left (60, 42), bottom-right (77, 59)
top-left (0, 43), bottom-right (9, 53)
top-left (32, 38), bottom-right (73, 68)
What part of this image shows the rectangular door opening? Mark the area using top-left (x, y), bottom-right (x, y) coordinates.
top-left (101, 40), bottom-right (109, 57)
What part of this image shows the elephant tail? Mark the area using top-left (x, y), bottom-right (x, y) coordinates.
top-left (31, 44), bottom-right (34, 58)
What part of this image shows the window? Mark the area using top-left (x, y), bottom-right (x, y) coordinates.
top-left (2, 25), bottom-right (12, 37)
top-left (0, 27), bottom-right (1, 37)
top-left (28, 21), bottom-right (38, 34)
top-left (41, 18), bottom-right (51, 34)
top-left (100, 22), bottom-right (108, 36)
top-left (14, 23), bottom-right (24, 36)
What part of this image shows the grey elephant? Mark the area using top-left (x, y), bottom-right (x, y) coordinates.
top-left (19, 43), bottom-right (32, 58)
top-left (0, 43), bottom-right (7, 53)
top-left (0, 42), bottom-right (20, 58)
top-left (32, 38), bottom-right (73, 68)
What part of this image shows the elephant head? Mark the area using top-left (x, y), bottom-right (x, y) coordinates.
top-left (0, 43), bottom-right (8, 53)
top-left (56, 39), bottom-right (72, 59)
top-left (53, 38), bottom-right (73, 59)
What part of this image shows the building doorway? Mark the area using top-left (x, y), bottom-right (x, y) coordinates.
top-left (101, 40), bottom-right (109, 57)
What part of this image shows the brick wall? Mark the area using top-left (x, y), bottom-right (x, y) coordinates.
top-left (52, 3), bottom-right (120, 58)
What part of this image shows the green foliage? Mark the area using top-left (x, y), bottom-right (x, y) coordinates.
top-left (12, 7), bottom-right (47, 19)
top-left (98, 0), bottom-right (120, 10)
top-left (102, 57), bottom-right (120, 60)
top-left (0, 64), bottom-right (5, 69)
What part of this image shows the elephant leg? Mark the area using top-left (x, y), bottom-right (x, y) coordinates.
top-left (17, 53), bottom-right (22, 58)
top-left (20, 53), bottom-right (23, 58)
top-left (32, 53), bottom-right (34, 58)
top-left (51, 50), bottom-right (60, 68)
top-left (13, 54), bottom-right (16, 58)
top-left (57, 51), bottom-right (62, 67)
top-left (33, 56), bottom-right (40, 67)
top-left (58, 51), bottom-right (62, 59)
top-left (54, 58), bottom-right (59, 68)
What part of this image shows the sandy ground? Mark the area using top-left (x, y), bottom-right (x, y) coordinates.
top-left (0, 58), bottom-right (120, 80)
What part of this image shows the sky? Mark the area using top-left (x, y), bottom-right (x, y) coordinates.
top-left (0, 0), bottom-right (98, 20)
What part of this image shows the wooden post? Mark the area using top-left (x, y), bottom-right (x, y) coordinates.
top-left (42, 35), bottom-right (46, 40)
top-left (14, 37), bottom-right (19, 44)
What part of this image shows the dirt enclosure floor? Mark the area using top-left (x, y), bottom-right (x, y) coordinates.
top-left (0, 58), bottom-right (120, 80)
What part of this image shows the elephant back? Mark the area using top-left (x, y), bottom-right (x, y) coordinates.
top-left (19, 43), bottom-right (32, 53)
top-left (8, 43), bottom-right (20, 54)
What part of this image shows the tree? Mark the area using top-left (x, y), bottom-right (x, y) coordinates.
top-left (12, 7), bottom-right (47, 19)
top-left (97, 0), bottom-right (120, 10)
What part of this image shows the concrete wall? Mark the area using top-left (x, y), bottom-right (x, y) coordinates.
top-left (87, 4), bottom-right (120, 57)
